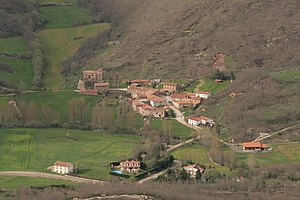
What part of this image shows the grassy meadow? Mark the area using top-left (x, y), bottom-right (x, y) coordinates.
top-left (0, 176), bottom-right (77, 190)
top-left (38, 23), bottom-right (110, 89)
top-left (0, 37), bottom-right (29, 54)
top-left (235, 142), bottom-right (300, 166)
top-left (40, 6), bottom-right (92, 29)
top-left (15, 91), bottom-right (101, 122)
top-left (270, 69), bottom-right (300, 82)
top-left (0, 128), bottom-right (141, 180)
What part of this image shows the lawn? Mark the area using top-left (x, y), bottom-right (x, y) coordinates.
top-left (270, 70), bottom-right (300, 82)
top-left (235, 143), bottom-right (300, 166)
top-left (39, 6), bottom-right (92, 29)
top-left (0, 37), bottom-right (28, 54)
top-left (149, 119), bottom-right (194, 138)
top-left (0, 176), bottom-right (77, 190)
top-left (0, 57), bottom-right (33, 90)
top-left (38, 23), bottom-right (110, 89)
top-left (15, 91), bottom-right (101, 122)
top-left (0, 128), bottom-right (141, 180)
top-left (197, 79), bottom-right (230, 94)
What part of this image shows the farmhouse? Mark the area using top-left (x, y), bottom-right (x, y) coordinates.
top-left (162, 82), bottom-right (177, 92)
top-left (172, 99), bottom-right (200, 109)
top-left (94, 82), bottom-right (110, 92)
top-left (242, 142), bottom-right (267, 151)
top-left (187, 116), bottom-right (215, 127)
top-left (148, 95), bottom-right (167, 107)
top-left (138, 104), bottom-right (166, 118)
top-left (170, 94), bottom-right (187, 101)
top-left (182, 164), bottom-right (205, 177)
top-left (82, 68), bottom-right (103, 82)
top-left (120, 160), bottom-right (141, 173)
top-left (129, 79), bottom-right (151, 87)
top-left (48, 161), bottom-right (74, 174)
top-left (196, 91), bottom-right (211, 99)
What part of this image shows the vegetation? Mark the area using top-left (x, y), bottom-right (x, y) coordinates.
top-left (39, 6), bottom-right (92, 29)
top-left (38, 23), bottom-right (110, 89)
top-left (0, 37), bottom-right (29, 54)
top-left (0, 128), bottom-right (141, 180)
top-left (270, 70), bottom-right (300, 82)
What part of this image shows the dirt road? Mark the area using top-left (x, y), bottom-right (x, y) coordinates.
top-left (0, 171), bottom-right (105, 184)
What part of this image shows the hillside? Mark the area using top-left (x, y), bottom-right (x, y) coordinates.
top-left (77, 0), bottom-right (300, 141)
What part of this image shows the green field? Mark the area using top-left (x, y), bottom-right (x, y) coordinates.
top-left (15, 91), bottom-right (100, 122)
top-left (0, 57), bottom-right (33, 89)
top-left (197, 79), bottom-right (230, 94)
top-left (0, 128), bottom-right (141, 180)
top-left (0, 37), bottom-right (28, 54)
top-left (38, 23), bottom-right (110, 89)
top-left (40, 6), bottom-right (92, 29)
top-left (36, 0), bottom-right (77, 3)
top-left (235, 143), bottom-right (300, 166)
top-left (149, 119), bottom-right (194, 137)
top-left (0, 176), bottom-right (76, 190)
top-left (270, 70), bottom-right (300, 82)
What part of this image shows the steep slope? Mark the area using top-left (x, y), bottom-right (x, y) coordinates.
top-left (79, 0), bottom-right (300, 141)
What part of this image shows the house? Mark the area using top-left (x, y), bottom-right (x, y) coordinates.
top-left (162, 82), bottom-right (177, 92)
top-left (148, 95), bottom-right (167, 107)
top-left (170, 94), bottom-right (187, 101)
top-left (215, 79), bottom-right (223, 83)
top-left (132, 100), bottom-right (144, 112)
top-left (187, 117), bottom-right (202, 126)
top-left (128, 86), bottom-right (158, 99)
top-left (48, 161), bottom-right (74, 174)
top-left (82, 68), bottom-right (103, 82)
top-left (120, 160), bottom-right (141, 173)
top-left (94, 82), bottom-right (110, 92)
top-left (182, 164), bottom-right (205, 177)
top-left (242, 142), bottom-right (267, 151)
top-left (80, 89), bottom-right (99, 96)
top-left (138, 104), bottom-right (166, 118)
top-left (129, 79), bottom-right (151, 87)
top-left (196, 91), bottom-right (211, 99)
top-left (187, 116), bottom-right (214, 127)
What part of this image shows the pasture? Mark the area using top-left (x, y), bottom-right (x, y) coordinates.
top-left (0, 37), bottom-right (28, 54)
top-left (0, 128), bottom-right (141, 180)
top-left (15, 91), bottom-right (101, 122)
top-left (38, 23), bottom-right (110, 89)
top-left (235, 142), bottom-right (300, 166)
top-left (39, 6), bottom-right (92, 29)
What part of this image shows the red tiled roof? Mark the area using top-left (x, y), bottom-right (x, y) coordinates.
top-left (80, 90), bottom-right (98, 95)
top-left (243, 142), bottom-right (267, 148)
top-left (132, 100), bottom-right (144, 106)
top-left (138, 104), bottom-right (153, 110)
top-left (148, 95), bottom-right (165, 102)
top-left (186, 93), bottom-right (197, 98)
top-left (176, 101), bottom-right (192, 105)
top-left (163, 82), bottom-right (177, 86)
top-left (170, 94), bottom-right (187, 99)
top-left (94, 82), bottom-right (109, 87)
top-left (183, 164), bottom-right (205, 173)
top-left (188, 116), bottom-right (213, 121)
top-left (188, 117), bottom-right (202, 121)
top-left (54, 161), bottom-right (73, 167)
top-left (215, 79), bottom-right (223, 82)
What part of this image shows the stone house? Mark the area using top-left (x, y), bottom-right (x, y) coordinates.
top-left (82, 68), bottom-right (103, 82)
top-left (182, 164), bottom-right (205, 177)
top-left (242, 142), bottom-right (267, 151)
top-left (162, 82), bottom-right (177, 92)
top-left (148, 95), bottom-right (167, 107)
top-left (94, 82), bottom-right (110, 92)
top-left (48, 161), bottom-right (74, 174)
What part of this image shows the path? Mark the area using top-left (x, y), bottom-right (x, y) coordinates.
top-left (0, 171), bottom-right (105, 184)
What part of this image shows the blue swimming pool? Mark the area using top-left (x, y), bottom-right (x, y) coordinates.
top-left (111, 169), bottom-right (123, 174)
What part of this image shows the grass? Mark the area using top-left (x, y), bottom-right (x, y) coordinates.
top-left (235, 143), bottom-right (300, 166)
top-left (38, 23), bottom-right (110, 89)
top-left (0, 57), bottom-right (33, 90)
top-left (36, 0), bottom-right (76, 3)
top-left (0, 176), bottom-right (77, 190)
top-left (149, 119), bottom-right (194, 137)
top-left (270, 70), bottom-right (300, 82)
top-left (0, 128), bottom-right (141, 180)
top-left (0, 37), bottom-right (28, 54)
top-left (39, 6), bottom-right (92, 29)
top-left (197, 79), bottom-right (230, 94)
top-left (15, 91), bottom-right (100, 122)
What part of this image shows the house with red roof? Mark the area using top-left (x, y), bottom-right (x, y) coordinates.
top-left (182, 164), bottom-right (205, 177)
top-left (170, 94), bottom-right (187, 101)
top-left (148, 95), bottom-right (167, 107)
top-left (196, 91), bottom-right (211, 99)
top-left (48, 161), bottom-right (74, 174)
top-left (187, 116), bottom-right (214, 127)
top-left (94, 82), bottom-right (110, 92)
top-left (242, 142), bottom-right (267, 151)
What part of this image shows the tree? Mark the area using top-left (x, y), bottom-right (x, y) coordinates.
top-left (195, 170), bottom-right (202, 182)
top-left (179, 170), bottom-right (189, 183)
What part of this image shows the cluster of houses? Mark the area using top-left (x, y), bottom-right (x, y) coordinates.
top-left (77, 68), bottom-right (110, 95)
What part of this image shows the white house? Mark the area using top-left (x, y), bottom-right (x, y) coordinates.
top-left (187, 117), bottom-right (202, 126)
top-left (50, 161), bottom-right (74, 174)
top-left (120, 160), bottom-right (141, 173)
top-left (148, 95), bottom-right (167, 107)
top-left (183, 164), bottom-right (205, 177)
top-left (187, 116), bottom-right (214, 127)
top-left (196, 91), bottom-right (211, 99)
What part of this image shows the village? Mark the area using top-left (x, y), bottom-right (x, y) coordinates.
top-left (45, 68), bottom-right (269, 181)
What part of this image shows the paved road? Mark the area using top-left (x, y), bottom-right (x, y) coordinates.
top-left (0, 171), bottom-right (105, 184)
